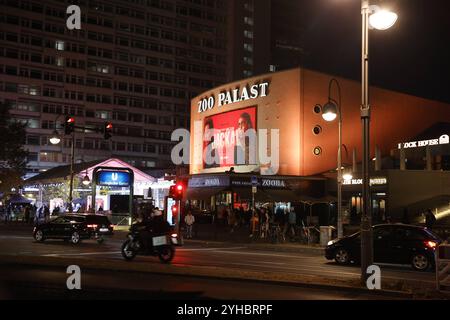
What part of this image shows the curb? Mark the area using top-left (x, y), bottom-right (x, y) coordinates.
top-left (0, 254), bottom-right (413, 299)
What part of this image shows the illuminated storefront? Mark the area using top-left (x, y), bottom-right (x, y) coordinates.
top-left (188, 67), bottom-right (450, 224)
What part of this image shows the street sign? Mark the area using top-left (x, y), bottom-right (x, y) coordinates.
top-left (97, 171), bottom-right (131, 187)
top-left (251, 176), bottom-right (258, 186)
top-left (252, 186), bottom-right (257, 194)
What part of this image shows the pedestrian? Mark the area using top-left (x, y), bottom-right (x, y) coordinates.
top-left (260, 208), bottom-right (269, 239)
top-left (249, 209), bottom-right (259, 238)
top-left (288, 207), bottom-right (297, 241)
top-left (35, 205), bottom-right (43, 225)
top-left (4, 205), bottom-right (11, 224)
top-left (227, 206), bottom-right (236, 233)
top-left (184, 211), bottom-right (195, 239)
top-left (425, 208), bottom-right (436, 230)
top-left (24, 205), bottom-right (30, 224)
top-left (44, 205), bottom-right (50, 223)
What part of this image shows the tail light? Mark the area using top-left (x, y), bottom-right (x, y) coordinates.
top-left (87, 224), bottom-right (98, 229)
top-left (425, 240), bottom-right (437, 249)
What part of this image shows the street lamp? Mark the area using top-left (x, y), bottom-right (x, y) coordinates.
top-left (322, 78), bottom-right (344, 239)
top-left (49, 130), bottom-right (61, 145)
top-left (82, 172), bottom-right (90, 186)
top-left (360, 0), bottom-right (397, 284)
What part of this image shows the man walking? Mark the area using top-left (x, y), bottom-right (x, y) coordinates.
top-left (184, 211), bottom-right (195, 239)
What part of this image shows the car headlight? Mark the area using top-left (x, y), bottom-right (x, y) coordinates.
top-left (327, 240), bottom-right (337, 246)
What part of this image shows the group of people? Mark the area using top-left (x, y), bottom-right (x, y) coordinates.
top-left (206, 204), bottom-right (304, 241)
top-left (0, 202), bottom-right (81, 225)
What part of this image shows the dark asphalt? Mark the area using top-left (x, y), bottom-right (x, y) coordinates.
top-left (0, 265), bottom-right (403, 300)
top-left (0, 225), bottom-right (438, 299)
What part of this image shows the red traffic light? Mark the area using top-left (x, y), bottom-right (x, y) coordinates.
top-left (169, 182), bottom-right (185, 200)
top-left (64, 116), bottom-right (75, 135)
top-left (104, 122), bottom-right (113, 140)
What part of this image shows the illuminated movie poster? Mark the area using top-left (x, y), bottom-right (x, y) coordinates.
top-left (203, 106), bottom-right (257, 168)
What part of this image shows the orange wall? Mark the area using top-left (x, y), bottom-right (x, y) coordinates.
top-left (190, 68), bottom-right (450, 176)
top-left (301, 69), bottom-right (450, 176)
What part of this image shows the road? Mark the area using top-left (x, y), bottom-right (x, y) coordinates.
top-left (0, 265), bottom-right (402, 300)
top-left (0, 227), bottom-right (437, 299)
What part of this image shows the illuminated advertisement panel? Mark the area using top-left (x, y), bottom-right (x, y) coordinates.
top-left (203, 106), bottom-right (256, 168)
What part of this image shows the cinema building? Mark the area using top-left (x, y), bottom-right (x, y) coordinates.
top-left (187, 68), bottom-right (450, 226)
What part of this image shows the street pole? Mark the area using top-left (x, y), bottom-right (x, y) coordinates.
top-left (361, 0), bottom-right (374, 284)
top-left (337, 113), bottom-right (343, 239)
top-left (68, 131), bottom-right (75, 213)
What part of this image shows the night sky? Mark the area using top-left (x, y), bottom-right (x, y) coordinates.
top-left (299, 0), bottom-right (450, 103)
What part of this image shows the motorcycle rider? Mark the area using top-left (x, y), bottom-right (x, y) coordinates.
top-left (137, 207), bottom-right (171, 253)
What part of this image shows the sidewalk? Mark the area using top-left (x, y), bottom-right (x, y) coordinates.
top-left (0, 221), bottom-right (325, 254)
top-left (117, 223), bottom-right (325, 254)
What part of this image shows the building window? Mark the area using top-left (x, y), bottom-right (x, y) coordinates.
top-left (314, 104), bottom-right (322, 114)
top-left (39, 152), bottom-right (59, 162)
top-left (26, 135), bottom-right (40, 145)
top-left (313, 126), bottom-right (322, 135)
top-left (95, 111), bottom-right (111, 120)
top-left (313, 147), bottom-right (322, 156)
top-left (56, 57), bottom-right (64, 67)
top-left (55, 41), bottom-right (65, 51)
top-left (27, 153), bottom-right (38, 162)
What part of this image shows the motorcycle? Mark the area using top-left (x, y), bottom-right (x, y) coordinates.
top-left (121, 223), bottom-right (180, 263)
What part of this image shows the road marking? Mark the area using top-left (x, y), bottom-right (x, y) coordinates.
top-left (43, 251), bottom-right (122, 257)
top-left (258, 261), bottom-right (286, 266)
top-left (178, 247), bottom-right (246, 252)
top-left (41, 247), bottom-right (246, 257)
top-left (0, 236), bottom-right (31, 240)
top-left (212, 250), bottom-right (318, 259)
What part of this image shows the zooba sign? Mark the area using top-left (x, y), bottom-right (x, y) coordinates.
top-left (197, 81), bottom-right (270, 113)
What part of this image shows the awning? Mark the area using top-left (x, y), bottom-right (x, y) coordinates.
top-left (263, 189), bottom-right (300, 202)
top-left (186, 188), bottom-right (227, 201)
top-left (8, 194), bottom-right (32, 204)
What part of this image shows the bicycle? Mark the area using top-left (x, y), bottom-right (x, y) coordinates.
top-left (268, 223), bottom-right (284, 244)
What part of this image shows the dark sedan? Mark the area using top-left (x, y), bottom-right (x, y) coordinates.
top-left (325, 224), bottom-right (442, 271)
top-left (33, 214), bottom-right (114, 244)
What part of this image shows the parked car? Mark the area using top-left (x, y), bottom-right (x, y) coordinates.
top-left (33, 214), bottom-right (114, 244)
top-left (325, 224), bottom-right (442, 271)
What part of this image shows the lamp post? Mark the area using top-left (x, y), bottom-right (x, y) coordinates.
top-left (360, 0), bottom-right (397, 284)
top-left (50, 115), bottom-right (76, 212)
top-left (322, 78), bottom-right (344, 239)
top-left (68, 131), bottom-right (75, 212)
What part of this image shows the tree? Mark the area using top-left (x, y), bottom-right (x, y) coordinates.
top-left (0, 103), bottom-right (28, 195)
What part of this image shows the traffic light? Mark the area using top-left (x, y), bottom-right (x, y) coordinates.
top-left (64, 116), bottom-right (75, 135)
top-left (104, 122), bottom-right (113, 140)
top-left (169, 182), bottom-right (184, 200)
